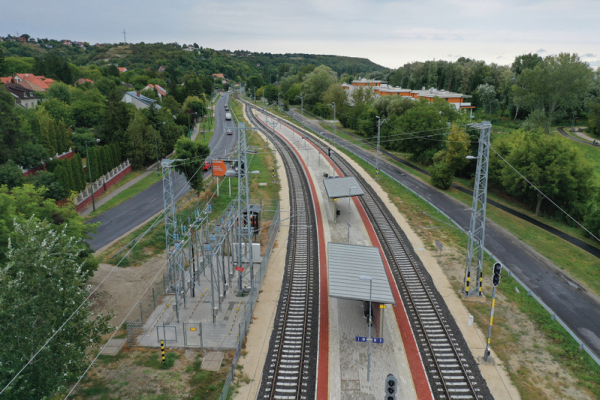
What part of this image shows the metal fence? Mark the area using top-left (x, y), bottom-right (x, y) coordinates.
top-left (126, 274), bottom-right (170, 346)
top-left (219, 201), bottom-right (280, 399)
top-left (284, 108), bottom-right (600, 367)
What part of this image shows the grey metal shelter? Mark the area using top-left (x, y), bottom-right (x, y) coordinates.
top-left (323, 176), bottom-right (365, 199)
top-left (327, 242), bottom-right (396, 304)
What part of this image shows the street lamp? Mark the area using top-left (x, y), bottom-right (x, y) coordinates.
top-left (348, 186), bottom-right (357, 244)
top-left (153, 121), bottom-right (166, 174)
top-left (359, 275), bottom-right (373, 382)
top-left (296, 94), bottom-right (303, 115)
top-left (329, 102), bottom-right (336, 146)
top-left (85, 138), bottom-right (101, 211)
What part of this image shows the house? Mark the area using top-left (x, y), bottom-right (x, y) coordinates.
top-left (0, 37), bottom-right (3, 42)
top-left (143, 84), bottom-right (167, 100)
top-left (212, 73), bottom-right (224, 79)
top-left (122, 91), bottom-right (161, 110)
top-left (4, 83), bottom-right (39, 109)
top-left (28, 37), bottom-right (37, 42)
top-left (17, 37), bottom-right (27, 43)
top-left (158, 65), bottom-right (166, 73)
top-left (13, 74), bottom-right (54, 92)
top-left (118, 67), bottom-right (128, 73)
top-left (77, 78), bottom-right (94, 85)
top-left (1, 77), bottom-right (13, 84)
top-left (62, 40), bottom-right (72, 46)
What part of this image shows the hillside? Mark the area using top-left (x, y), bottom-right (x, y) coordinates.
top-left (0, 39), bottom-right (386, 81)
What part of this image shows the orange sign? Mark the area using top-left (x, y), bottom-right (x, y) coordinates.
top-left (212, 160), bottom-right (226, 177)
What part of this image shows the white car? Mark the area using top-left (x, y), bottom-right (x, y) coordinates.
top-left (226, 128), bottom-right (233, 135)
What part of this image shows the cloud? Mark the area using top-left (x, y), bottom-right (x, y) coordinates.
top-left (582, 53), bottom-right (597, 58)
top-left (536, 48), bottom-right (547, 54)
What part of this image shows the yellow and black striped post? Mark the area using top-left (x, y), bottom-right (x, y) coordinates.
top-left (478, 271), bottom-right (483, 296)
top-left (160, 340), bottom-right (165, 363)
top-left (465, 271), bottom-right (471, 296)
top-left (483, 285), bottom-right (497, 362)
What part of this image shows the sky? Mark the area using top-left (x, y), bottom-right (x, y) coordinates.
top-left (2, 0), bottom-right (599, 69)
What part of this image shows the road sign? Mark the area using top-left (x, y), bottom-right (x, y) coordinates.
top-left (212, 160), bottom-right (226, 177)
top-left (235, 266), bottom-right (244, 272)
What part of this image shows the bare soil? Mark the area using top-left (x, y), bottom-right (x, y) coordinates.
top-left (88, 255), bottom-right (166, 326)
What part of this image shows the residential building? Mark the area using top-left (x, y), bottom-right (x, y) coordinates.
top-left (158, 65), bottom-right (166, 73)
top-left (13, 74), bottom-right (54, 92)
top-left (0, 77), bottom-right (13, 84)
top-left (77, 78), bottom-right (95, 85)
top-left (17, 37), bottom-right (27, 43)
top-left (122, 91), bottom-right (162, 110)
top-left (212, 73), bottom-right (225, 79)
top-left (62, 40), bottom-right (72, 46)
top-left (4, 83), bottom-right (40, 109)
top-left (118, 67), bottom-right (128, 73)
top-left (143, 84), bottom-right (167, 99)
top-left (46, 44), bottom-right (53, 49)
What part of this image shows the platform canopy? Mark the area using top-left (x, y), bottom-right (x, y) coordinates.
top-left (323, 176), bottom-right (365, 199)
top-left (327, 242), bottom-right (395, 305)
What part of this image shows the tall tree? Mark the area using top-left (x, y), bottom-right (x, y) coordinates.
top-left (0, 85), bottom-right (22, 164)
top-left (0, 47), bottom-right (7, 76)
top-left (0, 217), bottom-right (110, 399)
top-left (512, 53), bottom-right (592, 134)
top-left (126, 112), bottom-right (155, 169)
top-left (53, 164), bottom-right (70, 195)
top-left (173, 137), bottom-right (210, 195)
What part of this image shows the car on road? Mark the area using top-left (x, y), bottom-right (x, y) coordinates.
top-left (224, 105), bottom-right (229, 111)
top-left (226, 128), bottom-right (233, 135)
top-left (203, 161), bottom-right (211, 171)
top-left (225, 112), bottom-right (232, 120)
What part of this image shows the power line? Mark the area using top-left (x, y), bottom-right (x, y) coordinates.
top-left (490, 146), bottom-right (600, 244)
top-left (0, 161), bottom-right (207, 396)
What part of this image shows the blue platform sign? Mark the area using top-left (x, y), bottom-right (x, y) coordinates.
top-left (355, 337), bottom-right (384, 344)
top-left (355, 336), bottom-right (367, 342)
top-left (373, 338), bottom-right (384, 344)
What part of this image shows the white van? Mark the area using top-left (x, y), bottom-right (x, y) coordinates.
top-left (225, 112), bottom-right (232, 120)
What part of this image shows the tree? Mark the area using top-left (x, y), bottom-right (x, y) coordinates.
top-left (95, 76), bottom-right (117, 96)
top-left (511, 53), bottom-right (543, 76)
top-left (98, 88), bottom-right (132, 144)
top-left (0, 161), bottom-right (24, 189)
top-left (430, 162), bottom-right (454, 190)
top-left (495, 130), bottom-right (596, 217)
top-left (512, 53), bottom-right (592, 134)
top-left (14, 142), bottom-right (47, 169)
top-left (46, 82), bottom-right (72, 105)
top-left (72, 154), bottom-right (86, 191)
top-left (0, 217), bottom-right (110, 399)
top-left (40, 98), bottom-right (73, 128)
top-left (24, 171), bottom-right (68, 200)
top-left (475, 83), bottom-right (499, 116)
top-left (63, 158), bottom-right (76, 192)
top-left (105, 64), bottom-right (120, 77)
top-left (301, 65), bottom-right (338, 106)
top-left (72, 100), bottom-right (104, 127)
top-left (173, 137), bottom-right (210, 195)
top-left (53, 164), bottom-right (70, 195)
top-left (263, 84), bottom-right (279, 104)
top-left (0, 85), bottom-right (22, 164)
top-left (587, 97), bottom-right (600, 137)
top-left (0, 47), bottom-right (6, 76)
top-left (126, 112), bottom-right (155, 169)
top-left (88, 147), bottom-right (100, 181)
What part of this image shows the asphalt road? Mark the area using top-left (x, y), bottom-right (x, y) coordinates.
top-left (86, 92), bottom-right (239, 251)
top-left (283, 107), bottom-right (600, 360)
top-left (558, 127), bottom-right (599, 147)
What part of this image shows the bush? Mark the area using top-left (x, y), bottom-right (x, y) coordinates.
top-left (584, 210), bottom-right (600, 239)
top-left (430, 162), bottom-right (454, 190)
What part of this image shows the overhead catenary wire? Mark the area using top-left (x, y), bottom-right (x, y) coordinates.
top-left (0, 159), bottom-right (207, 396)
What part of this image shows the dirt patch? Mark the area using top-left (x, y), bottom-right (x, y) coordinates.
top-left (437, 248), bottom-right (593, 400)
top-left (88, 256), bottom-right (167, 326)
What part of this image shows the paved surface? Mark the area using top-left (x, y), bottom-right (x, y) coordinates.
top-left (288, 109), bottom-right (600, 362)
top-left (86, 92), bottom-right (239, 251)
top-left (202, 351), bottom-right (225, 371)
top-left (558, 127), bottom-right (600, 147)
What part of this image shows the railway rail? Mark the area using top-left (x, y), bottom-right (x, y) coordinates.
top-left (246, 104), bottom-right (319, 400)
top-left (244, 100), bottom-right (492, 400)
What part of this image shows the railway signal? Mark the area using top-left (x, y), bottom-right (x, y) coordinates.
top-left (484, 262), bottom-right (502, 361)
top-left (385, 374), bottom-right (398, 400)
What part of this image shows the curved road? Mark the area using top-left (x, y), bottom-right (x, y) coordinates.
top-left (558, 127), bottom-right (599, 147)
top-left (283, 107), bottom-right (600, 361)
top-left (86, 92), bottom-right (239, 251)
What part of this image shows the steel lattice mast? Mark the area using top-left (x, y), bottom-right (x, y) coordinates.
top-left (463, 121), bottom-right (492, 297)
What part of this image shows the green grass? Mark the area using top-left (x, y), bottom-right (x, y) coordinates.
top-left (134, 351), bottom-right (179, 370)
top-left (330, 133), bottom-right (600, 398)
top-left (85, 171), bottom-right (163, 220)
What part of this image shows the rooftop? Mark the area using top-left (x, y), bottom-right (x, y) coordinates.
top-left (322, 176), bottom-right (364, 199)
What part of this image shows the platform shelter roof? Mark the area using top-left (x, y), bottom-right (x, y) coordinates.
top-left (323, 176), bottom-right (364, 199)
top-left (327, 242), bottom-right (395, 304)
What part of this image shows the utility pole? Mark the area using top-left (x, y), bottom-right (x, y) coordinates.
top-left (122, 30), bottom-right (127, 44)
top-left (375, 116), bottom-right (385, 180)
top-left (236, 123), bottom-right (254, 294)
top-left (297, 94), bottom-right (303, 115)
top-left (463, 121), bottom-right (492, 297)
top-left (253, 87), bottom-right (256, 104)
top-left (329, 102), bottom-right (336, 146)
top-left (84, 139), bottom-right (100, 211)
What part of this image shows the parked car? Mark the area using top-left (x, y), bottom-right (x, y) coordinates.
top-left (203, 161), bottom-right (212, 171)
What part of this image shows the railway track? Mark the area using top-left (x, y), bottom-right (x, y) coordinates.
top-left (244, 101), bottom-right (492, 400)
top-left (245, 104), bottom-right (319, 400)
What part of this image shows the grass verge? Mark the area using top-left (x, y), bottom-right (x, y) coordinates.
top-left (84, 171), bottom-right (163, 220)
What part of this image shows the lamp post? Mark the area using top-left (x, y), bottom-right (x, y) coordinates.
top-left (348, 186), bottom-right (357, 244)
top-left (359, 275), bottom-right (373, 382)
top-left (253, 87), bottom-right (256, 104)
top-left (85, 138), bottom-right (101, 211)
top-left (296, 94), bottom-right (303, 115)
top-left (329, 102), bottom-right (336, 146)
top-left (375, 116), bottom-right (387, 180)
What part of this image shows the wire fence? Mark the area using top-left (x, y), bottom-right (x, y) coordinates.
top-left (126, 274), bottom-right (170, 346)
top-left (220, 201), bottom-right (280, 400)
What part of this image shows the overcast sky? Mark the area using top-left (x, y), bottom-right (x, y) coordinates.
top-left (2, 0), bottom-right (599, 69)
